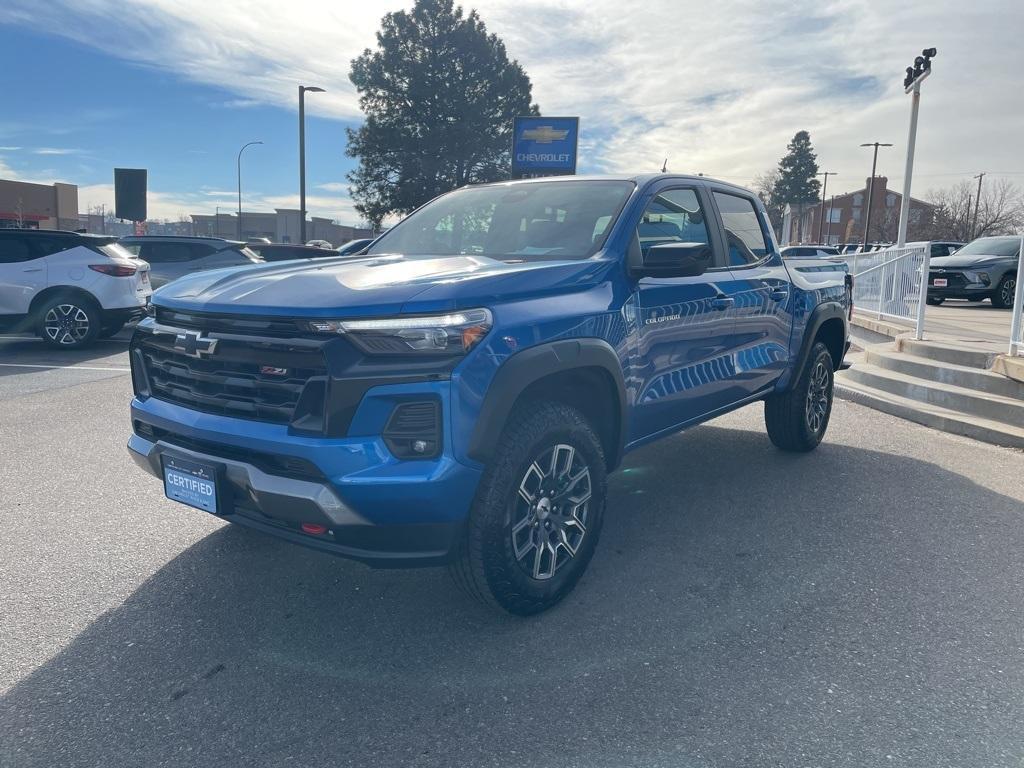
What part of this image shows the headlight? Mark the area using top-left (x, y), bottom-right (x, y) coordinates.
top-left (962, 271), bottom-right (990, 285)
top-left (309, 309), bottom-right (492, 356)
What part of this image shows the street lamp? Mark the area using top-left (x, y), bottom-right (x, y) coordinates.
top-left (859, 141), bottom-right (893, 253)
top-left (298, 85), bottom-right (326, 244)
top-left (896, 47), bottom-right (937, 246)
top-left (237, 140), bottom-right (263, 240)
top-left (815, 171), bottom-right (837, 245)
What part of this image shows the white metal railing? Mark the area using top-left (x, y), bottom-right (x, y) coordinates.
top-left (1009, 236), bottom-right (1024, 356)
top-left (850, 243), bottom-right (930, 339)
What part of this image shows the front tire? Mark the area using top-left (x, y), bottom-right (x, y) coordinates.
top-left (36, 295), bottom-right (101, 349)
top-left (991, 274), bottom-right (1016, 309)
top-left (449, 401), bottom-right (607, 615)
top-left (764, 341), bottom-right (834, 452)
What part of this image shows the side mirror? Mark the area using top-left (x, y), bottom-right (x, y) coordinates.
top-left (635, 242), bottom-right (711, 278)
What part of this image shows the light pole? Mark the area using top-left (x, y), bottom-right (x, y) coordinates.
top-left (298, 85), bottom-right (326, 244)
top-left (896, 48), bottom-right (936, 247)
top-left (815, 171), bottom-right (836, 245)
top-left (237, 140), bottom-right (263, 241)
top-left (859, 142), bottom-right (892, 250)
top-left (826, 194), bottom-right (836, 246)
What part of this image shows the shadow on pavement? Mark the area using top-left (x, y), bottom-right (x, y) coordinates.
top-left (0, 330), bottom-right (132, 376)
top-left (3, 424), bottom-right (1023, 767)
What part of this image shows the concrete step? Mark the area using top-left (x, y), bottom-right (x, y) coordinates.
top-left (840, 363), bottom-right (1024, 428)
top-left (896, 337), bottom-right (998, 370)
top-left (863, 346), bottom-right (1024, 400)
top-left (835, 378), bottom-right (1024, 451)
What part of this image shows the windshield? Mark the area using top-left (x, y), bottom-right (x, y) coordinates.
top-left (954, 237), bottom-right (1021, 258)
top-left (367, 180), bottom-right (635, 261)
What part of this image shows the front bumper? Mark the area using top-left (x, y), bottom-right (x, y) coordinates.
top-left (128, 391), bottom-right (481, 567)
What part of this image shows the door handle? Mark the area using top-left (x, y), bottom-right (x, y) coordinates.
top-left (21, 268), bottom-right (43, 273)
top-left (768, 287), bottom-right (789, 301)
top-left (710, 295), bottom-right (734, 310)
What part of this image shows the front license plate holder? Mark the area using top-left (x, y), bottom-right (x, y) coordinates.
top-left (932, 278), bottom-right (948, 287)
top-left (162, 453), bottom-right (222, 515)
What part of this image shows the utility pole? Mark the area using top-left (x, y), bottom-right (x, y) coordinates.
top-left (859, 142), bottom-right (893, 250)
top-left (298, 85), bottom-right (326, 244)
top-left (825, 194), bottom-right (836, 246)
top-left (897, 48), bottom-right (936, 247)
top-left (971, 172), bottom-right (986, 239)
top-left (815, 171), bottom-right (836, 245)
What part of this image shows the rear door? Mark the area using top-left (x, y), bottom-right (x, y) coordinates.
top-left (0, 233), bottom-right (47, 316)
top-left (629, 184), bottom-right (740, 441)
top-left (710, 189), bottom-right (796, 395)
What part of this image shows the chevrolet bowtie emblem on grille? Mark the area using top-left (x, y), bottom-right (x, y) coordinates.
top-left (173, 330), bottom-right (218, 358)
top-left (521, 125), bottom-right (570, 143)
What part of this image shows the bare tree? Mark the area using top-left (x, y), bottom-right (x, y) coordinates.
top-left (923, 178), bottom-right (1024, 241)
top-left (752, 168), bottom-right (784, 240)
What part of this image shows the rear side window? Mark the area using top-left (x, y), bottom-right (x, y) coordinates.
top-left (713, 192), bottom-right (770, 266)
top-left (0, 235), bottom-right (32, 263)
top-left (140, 243), bottom-right (198, 263)
top-left (28, 237), bottom-right (78, 259)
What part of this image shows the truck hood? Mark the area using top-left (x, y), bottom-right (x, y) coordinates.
top-left (930, 253), bottom-right (1016, 269)
top-left (152, 253), bottom-right (613, 317)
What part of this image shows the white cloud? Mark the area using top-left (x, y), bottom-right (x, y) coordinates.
top-left (4, 0), bottom-right (1024, 199)
top-left (33, 147), bottom-right (85, 155)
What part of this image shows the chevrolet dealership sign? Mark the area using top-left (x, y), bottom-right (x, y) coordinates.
top-left (511, 116), bottom-right (579, 178)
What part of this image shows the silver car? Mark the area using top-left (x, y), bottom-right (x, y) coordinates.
top-left (118, 236), bottom-right (262, 288)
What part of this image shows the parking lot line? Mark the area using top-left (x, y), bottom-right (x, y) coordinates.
top-left (0, 363), bottom-right (131, 372)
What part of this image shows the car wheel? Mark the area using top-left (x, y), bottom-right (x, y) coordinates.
top-left (991, 274), bottom-right (1016, 309)
top-left (926, 297), bottom-right (944, 306)
top-left (764, 341), bottom-right (834, 452)
top-left (37, 295), bottom-right (101, 349)
top-left (448, 401), bottom-right (606, 615)
top-left (99, 321), bottom-right (126, 339)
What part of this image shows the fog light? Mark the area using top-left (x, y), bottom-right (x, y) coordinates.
top-left (412, 440), bottom-right (428, 454)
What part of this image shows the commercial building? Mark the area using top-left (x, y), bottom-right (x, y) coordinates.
top-left (190, 209), bottom-right (373, 246)
top-left (781, 176), bottom-right (937, 245)
top-left (0, 178), bottom-right (79, 230)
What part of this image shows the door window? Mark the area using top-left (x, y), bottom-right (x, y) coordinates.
top-left (636, 188), bottom-right (711, 258)
top-left (712, 192), bottom-right (770, 267)
top-left (139, 243), bottom-right (194, 263)
top-left (0, 236), bottom-right (32, 263)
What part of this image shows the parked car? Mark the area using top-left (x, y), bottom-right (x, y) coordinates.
top-left (927, 236), bottom-right (1021, 308)
top-left (246, 237), bottom-right (272, 245)
top-left (246, 243), bottom-right (342, 262)
top-left (305, 239), bottom-right (334, 250)
top-left (127, 174), bottom-right (851, 615)
top-left (336, 238), bottom-right (375, 256)
top-left (0, 229), bottom-right (152, 347)
top-left (118, 236), bottom-right (261, 289)
top-left (781, 245), bottom-right (841, 259)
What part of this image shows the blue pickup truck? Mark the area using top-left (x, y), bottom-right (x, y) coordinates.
top-left (127, 174), bottom-right (851, 614)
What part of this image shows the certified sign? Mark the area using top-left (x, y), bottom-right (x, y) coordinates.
top-left (511, 116), bottom-right (579, 177)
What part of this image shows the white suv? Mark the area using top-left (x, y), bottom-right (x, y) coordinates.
top-left (0, 229), bottom-right (152, 348)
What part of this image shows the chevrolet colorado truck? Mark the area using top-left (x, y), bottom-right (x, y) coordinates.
top-left (127, 174), bottom-right (851, 615)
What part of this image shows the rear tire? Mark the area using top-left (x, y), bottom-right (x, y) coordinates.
top-left (449, 401), bottom-right (607, 615)
top-left (36, 295), bottom-right (101, 349)
top-left (926, 297), bottom-right (944, 306)
top-left (764, 341), bottom-right (834, 452)
top-left (991, 274), bottom-right (1016, 309)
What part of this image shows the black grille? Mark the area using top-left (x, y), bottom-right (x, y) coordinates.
top-left (930, 271), bottom-right (968, 288)
top-left (154, 307), bottom-right (308, 337)
top-left (383, 400), bottom-right (442, 459)
top-left (137, 334), bottom-right (326, 425)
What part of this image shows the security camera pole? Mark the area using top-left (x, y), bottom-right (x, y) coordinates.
top-left (896, 48), bottom-right (936, 247)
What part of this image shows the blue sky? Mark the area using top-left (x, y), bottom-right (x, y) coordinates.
top-left (2, 0), bottom-right (1022, 223)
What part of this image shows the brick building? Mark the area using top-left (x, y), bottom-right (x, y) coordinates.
top-left (781, 176), bottom-right (937, 245)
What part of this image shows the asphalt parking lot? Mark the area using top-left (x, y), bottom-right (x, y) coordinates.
top-left (2, 331), bottom-right (1023, 768)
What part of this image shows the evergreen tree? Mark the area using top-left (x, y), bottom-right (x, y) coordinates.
top-left (772, 131), bottom-right (821, 241)
top-left (346, 0), bottom-right (538, 228)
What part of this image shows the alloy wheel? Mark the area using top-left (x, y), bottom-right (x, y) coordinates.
top-left (43, 304), bottom-right (91, 346)
top-left (805, 359), bottom-right (831, 434)
top-left (511, 443), bottom-right (592, 580)
top-left (1002, 278), bottom-right (1016, 307)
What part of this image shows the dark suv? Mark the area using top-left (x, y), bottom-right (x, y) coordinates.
top-left (119, 236), bottom-right (261, 289)
top-left (927, 236), bottom-right (1020, 308)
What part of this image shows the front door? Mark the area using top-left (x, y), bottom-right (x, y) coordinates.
top-left (0, 233), bottom-right (47, 317)
top-left (630, 186), bottom-right (738, 441)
